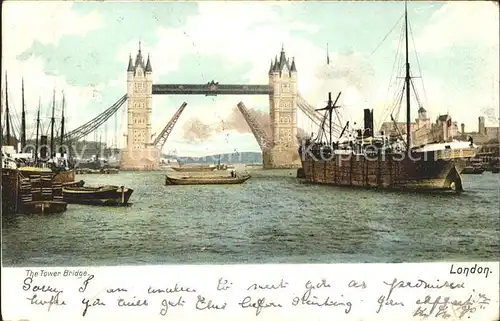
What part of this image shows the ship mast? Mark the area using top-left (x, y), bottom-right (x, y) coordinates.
top-left (21, 78), bottom-right (26, 150)
top-left (59, 91), bottom-right (65, 155)
top-left (5, 72), bottom-right (11, 146)
top-left (404, 1), bottom-right (411, 150)
top-left (35, 98), bottom-right (41, 163)
top-left (315, 92), bottom-right (342, 146)
top-left (0, 86), bottom-right (2, 151)
top-left (50, 88), bottom-right (56, 157)
top-left (328, 93), bottom-right (333, 145)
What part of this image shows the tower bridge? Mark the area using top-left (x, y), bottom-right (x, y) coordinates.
top-left (64, 44), bottom-right (326, 170)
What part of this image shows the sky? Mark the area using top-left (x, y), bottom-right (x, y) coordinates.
top-left (2, 1), bottom-right (499, 156)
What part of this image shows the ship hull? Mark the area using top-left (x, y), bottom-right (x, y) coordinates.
top-left (62, 186), bottom-right (133, 206)
top-left (165, 175), bottom-right (251, 185)
top-left (300, 151), bottom-right (471, 192)
top-left (172, 167), bottom-right (216, 173)
top-left (53, 170), bottom-right (76, 184)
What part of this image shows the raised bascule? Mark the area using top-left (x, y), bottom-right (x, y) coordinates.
top-left (63, 43), bottom-right (325, 170)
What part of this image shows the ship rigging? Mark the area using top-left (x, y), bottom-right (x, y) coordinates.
top-left (299, 2), bottom-right (477, 192)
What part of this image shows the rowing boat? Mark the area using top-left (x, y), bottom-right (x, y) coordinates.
top-left (165, 174), bottom-right (251, 185)
top-left (63, 185), bottom-right (133, 206)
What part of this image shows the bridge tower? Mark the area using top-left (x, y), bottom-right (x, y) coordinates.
top-left (121, 43), bottom-right (160, 170)
top-left (264, 45), bottom-right (302, 169)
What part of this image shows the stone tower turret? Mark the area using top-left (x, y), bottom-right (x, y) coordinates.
top-left (478, 116), bottom-right (486, 135)
top-left (418, 106), bottom-right (427, 120)
top-left (126, 43), bottom-right (153, 150)
top-left (264, 44), bottom-right (301, 169)
top-left (122, 42), bottom-right (159, 170)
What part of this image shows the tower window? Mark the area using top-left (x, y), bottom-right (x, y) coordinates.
top-left (281, 83), bottom-right (290, 93)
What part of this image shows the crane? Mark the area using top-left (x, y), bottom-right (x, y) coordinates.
top-left (151, 102), bottom-right (187, 150)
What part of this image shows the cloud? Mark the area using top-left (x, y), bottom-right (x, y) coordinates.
top-left (414, 2), bottom-right (499, 53)
top-left (116, 2), bottom-right (323, 86)
top-left (5, 1), bottom-right (498, 156)
top-left (2, 2), bottom-right (101, 60)
top-left (1, 2), bottom-right (104, 136)
top-left (178, 103), bottom-right (271, 144)
top-left (181, 117), bottom-right (215, 142)
top-left (124, 2), bottom-right (376, 154)
top-left (410, 2), bottom-right (499, 127)
top-left (216, 106), bottom-right (271, 135)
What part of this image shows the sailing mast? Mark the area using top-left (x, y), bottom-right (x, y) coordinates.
top-left (328, 93), bottom-right (333, 145)
top-left (315, 92), bottom-right (342, 146)
top-left (0, 86), bottom-right (2, 151)
top-left (50, 88), bottom-right (56, 157)
top-left (404, 1), bottom-right (411, 150)
top-left (21, 78), bottom-right (26, 150)
top-left (326, 43), bottom-right (330, 65)
top-left (59, 91), bottom-right (65, 155)
top-left (35, 98), bottom-right (41, 163)
top-left (5, 72), bottom-right (11, 146)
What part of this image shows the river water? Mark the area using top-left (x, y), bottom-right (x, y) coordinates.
top-left (2, 169), bottom-right (499, 266)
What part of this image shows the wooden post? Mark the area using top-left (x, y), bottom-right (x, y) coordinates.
top-left (323, 160), bottom-right (326, 183)
top-left (15, 171), bottom-right (19, 213)
top-left (121, 186), bottom-right (125, 205)
top-left (349, 152), bottom-right (353, 186)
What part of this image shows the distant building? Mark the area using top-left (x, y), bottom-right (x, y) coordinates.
top-left (460, 116), bottom-right (500, 145)
top-left (379, 106), bottom-right (459, 146)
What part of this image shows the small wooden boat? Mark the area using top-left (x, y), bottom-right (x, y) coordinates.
top-left (63, 180), bottom-right (85, 188)
top-left (165, 174), bottom-right (251, 185)
top-left (461, 166), bottom-right (485, 174)
top-left (100, 168), bottom-right (119, 174)
top-left (172, 166), bottom-right (216, 172)
top-left (76, 168), bottom-right (118, 174)
top-left (18, 201), bottom-right (68, 214)
top-left (86, 169), bottom-right (103, 174)
top-left (62, 185), bottom-right (133, 206)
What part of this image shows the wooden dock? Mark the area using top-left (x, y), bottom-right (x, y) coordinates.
top-left (2, 169), bottom-right (68, 214)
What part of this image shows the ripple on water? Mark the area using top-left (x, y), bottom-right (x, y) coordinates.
top-left (2, 170), bottom-right (499, 266)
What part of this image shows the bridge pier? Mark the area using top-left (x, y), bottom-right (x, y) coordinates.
top-left (121, 147), bottom-right (161, 171)
top-left (263, 147), bottom-right (302, 169)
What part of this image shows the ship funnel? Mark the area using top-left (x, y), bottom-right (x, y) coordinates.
top-left (363, 109), bottom-right (374, 138)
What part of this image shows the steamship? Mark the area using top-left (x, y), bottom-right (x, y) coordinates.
top-left (298, 4), bottom-right (476, 192)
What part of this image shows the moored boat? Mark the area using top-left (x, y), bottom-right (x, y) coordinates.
top-left (62, 180), bottom-right (85, 187)
top-left (165, 174), bottom-right (251, 185)
top-left (53, 169), bottom-right (76, 183)
top-left (461, 166), bottom-right (485, 175)
top-left (299, 4), bottom-right (476, 193)
top-left (62, 184), bottom-right (133, 206)
top-left (1, 167), bottom-right (68, 214)
top-left (75, 168), bottom-right (119, 174)
top-left (17, 166), bottom-right (76, 183)
top-left (172, 166), bottom-right (216, 172)
top-left (18, 201), bottom-right (68, 214)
